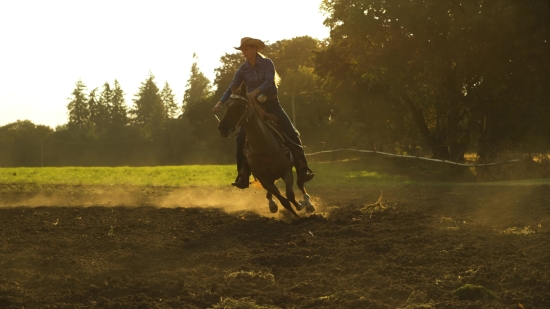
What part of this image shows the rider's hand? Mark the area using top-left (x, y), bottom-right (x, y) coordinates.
top-left (247, 89), bottom-right (260, 103)
top-left (212, 101), bottom-right (224, 112)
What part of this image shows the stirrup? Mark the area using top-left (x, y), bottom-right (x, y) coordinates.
top-left (299, 168), bottom-right (315, 182)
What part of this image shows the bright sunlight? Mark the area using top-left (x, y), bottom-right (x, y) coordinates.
top-left (0, 0), bottom-right (329, 128)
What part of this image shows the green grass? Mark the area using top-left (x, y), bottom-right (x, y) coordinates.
top-left (0, 166), bottom-right (236, 187)
top-left (309, 160), bottom-right (412, 186)
top-left (0, 160), bottom-right (410, 188)
top-left (1, 159), bottom-right (548, 190)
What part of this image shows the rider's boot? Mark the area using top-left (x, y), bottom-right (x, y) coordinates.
top-left (231, 160), bottom-right (251, 189)
top-left (289, 145), bottom-right (314, 182)
top-left (299, 165), bottom-right (315, 183)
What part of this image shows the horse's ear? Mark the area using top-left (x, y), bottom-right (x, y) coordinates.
top-left (239, 82), bottom-right (246, 95)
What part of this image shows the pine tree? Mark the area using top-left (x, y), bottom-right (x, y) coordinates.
top-left (96, 82), bottom-right (112, 133)
top-left (130, 73), bottom-right (165, 140)
top-left (160, 81), bottom-right (179, 119)
top-left (67, 80), bottom-right (89, 129)
top-left (110, 80), bottom-right (128, 129)
top-left (87, 87), bottom-right (100, 133)
top-left (182, 54), bottom-right (212, 115)
top-left (88, 88), bottom-right (101, 137)
top-left (182, 56), bottom-right (215, 141)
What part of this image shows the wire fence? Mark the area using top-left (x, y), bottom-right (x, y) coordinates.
top-left (305, 148), bottom-right (522, 167)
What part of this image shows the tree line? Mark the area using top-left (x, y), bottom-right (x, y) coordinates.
top-left (1, 0), bottom-right (549, 168)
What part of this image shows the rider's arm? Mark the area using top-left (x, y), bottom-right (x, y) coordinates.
top-left (220, 67), bottom-right (245, 103)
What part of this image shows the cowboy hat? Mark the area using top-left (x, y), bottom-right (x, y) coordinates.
top-left (234, 37), bottom-right (265, 51)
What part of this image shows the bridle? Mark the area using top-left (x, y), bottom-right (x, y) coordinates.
top-left (230, 94), bottom-right (249, 126)
top-left (224, 93), bottom-right (250, 137)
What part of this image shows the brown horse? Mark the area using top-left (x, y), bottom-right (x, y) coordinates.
top-left (217, 84), bottom-right (315, 217)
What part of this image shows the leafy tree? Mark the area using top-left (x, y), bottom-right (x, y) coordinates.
top-left (0, 120), bottom-right (53, 166)
top-left (317, 0), bottom-right (550, 160)
top-left (266, 36), bottom-right (321, 78)
top-left (265, 37), bottom-right (333, 149)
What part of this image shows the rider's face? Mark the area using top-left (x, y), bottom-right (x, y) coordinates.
top-left (241, 45), bottom-right (257, 62)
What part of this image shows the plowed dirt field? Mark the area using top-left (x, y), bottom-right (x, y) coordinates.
top-left (1, 184), bottom-right (549, 309)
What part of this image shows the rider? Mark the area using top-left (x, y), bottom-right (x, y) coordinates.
top-left (212, 37), bottom-right (315, 189)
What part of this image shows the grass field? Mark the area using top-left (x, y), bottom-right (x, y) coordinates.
top-left (0, 160), bottom-right (413, 188)
top-left (1, 159), bottom-right (548, 193)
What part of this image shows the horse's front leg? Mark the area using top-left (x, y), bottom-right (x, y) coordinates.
top-left (260, 180), bottom-right (299, 217)
top-left (297, 175), bottom-right (315, 213)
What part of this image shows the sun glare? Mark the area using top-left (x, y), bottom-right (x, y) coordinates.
top-left (0, 0), bottom-right (329, 128)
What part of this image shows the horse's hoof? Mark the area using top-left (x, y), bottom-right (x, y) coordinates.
top-left (296, 201), bottom-right (305, 211)
top-left (305, 203), bottom-right (315, 213)
top-left (269, 200), bottom-right (278, 213)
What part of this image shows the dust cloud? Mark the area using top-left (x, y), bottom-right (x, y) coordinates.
top-left (159, 187), bottom-right (273, 215)
top-left (159, 185), bottom-right (327, 218)
top-left (0, 183), bottom-right (327, 218)
top-left (0, 187), bottom-right (135, 208)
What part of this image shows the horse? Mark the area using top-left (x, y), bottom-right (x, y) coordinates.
top-left (217, 84), bottom-right (315, 217)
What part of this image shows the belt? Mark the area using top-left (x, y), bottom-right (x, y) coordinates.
top-left (257, 94), bottom-right (278, 103)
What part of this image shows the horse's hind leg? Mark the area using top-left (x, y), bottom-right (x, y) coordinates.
top-left (297, 176), bottom-right (315, 213)
top-left (266, 192), bottom-right (278, 213)
top-left (261, 181), bottom-right (299, 217)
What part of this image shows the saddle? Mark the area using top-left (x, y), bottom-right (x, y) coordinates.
top-left (247, 101), bottom-right (303, 167)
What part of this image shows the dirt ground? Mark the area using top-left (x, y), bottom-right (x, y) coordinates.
top-left (0, 183), bottom-right (549, 309)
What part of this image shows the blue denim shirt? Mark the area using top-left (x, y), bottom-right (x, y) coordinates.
top-left (220, 54), bottom-right (278, 102)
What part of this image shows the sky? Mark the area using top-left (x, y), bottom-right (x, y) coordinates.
top-left (0, 0), bottom-right (330, 128)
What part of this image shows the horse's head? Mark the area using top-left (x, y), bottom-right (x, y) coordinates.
top-left (218, 83), bottom-right (249, 137)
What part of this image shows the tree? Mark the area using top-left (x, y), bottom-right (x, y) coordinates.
top-left (183, 56), bottom-right (213, 136)
top-left (110, 79), bottom-right (128, 131)
top-left (266, 36), bottom-right (321, 78)
top-left (67, 80), bottom-right (89, 129)
top-left (317, 0), bottom-right (550, 160)
top-left (86, 87), bottom-right (100, 136)
top-left (160, 82), bottom-right (179, 119)
top-left (183, 54), bottom-right (212, 115)
top-left (130, 73), bottom-right (165, 140)
top-left (0, 120), bottom-right (53, 166)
